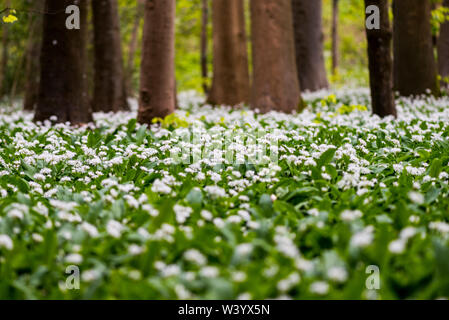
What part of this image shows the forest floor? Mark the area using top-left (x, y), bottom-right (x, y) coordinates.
top-left (0, 89), bottom-right (449, 299)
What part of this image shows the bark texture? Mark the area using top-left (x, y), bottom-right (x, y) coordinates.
top-left (24, 0), bottom-right (45, 111)
top-left (92, 0), bottom-right (129, 112)
top-left (138, 0), bottom-right (176, 123)
top-left (438, 0), bottom-right (449, 88)
top-left (125, 0), bottom-right (144, 96)
top-left (291, 0), bottom-right (328, 92)
top-left (250, 0), bottom-right (302, 113)
top-left (365, 0), bottom-right (396, 117)
top-left (393, 0), bottom-right (438, 96)
top-left (35, 0), bottom-right (92, 124)
top-left (331, 0), bottom-right (339, 77)
top-left (207, 0), bottom-right (250, 106)
top-left (200, 0), bottom-right (209, 95)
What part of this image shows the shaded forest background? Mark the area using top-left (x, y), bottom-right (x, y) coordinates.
top-left (0, 0), bottom-right (367, 102)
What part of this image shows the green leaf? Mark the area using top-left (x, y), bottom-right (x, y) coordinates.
top-left (425, 187), bottom-right (440, 204)
top-left (429, 159), bottom-right (442, 178)
top-left (317, 148), bottom-right (337, 167)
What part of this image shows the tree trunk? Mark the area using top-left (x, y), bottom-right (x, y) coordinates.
top-left (92, 0), bottom-right (129, 112)
top-left (207, 0), bottom-right (250, 106)
top-left (125, 0), bottom-right (144, 96)
top-left (35, 0), bottom-right (92, 124)
top-left (331, 0), bottom-right (339, 77)
top-left (0, 0), bottom-right (11, 98)
top-left (393, 0), bottom-right (438, 96)
top-left (365, 0), bottom-right (396, 117)
top-left (138, 0), bottom-right (176, 123)
top-left (438, 0), bottom-right (449, 89)
top-left (250, 0), bottom-right (302, 113)
top-left (23, 0), bottom-right (45, 111)
top-left (200, 0), bottom-right (209, 95)
top-left (291, 0), bottom-right (328, 92)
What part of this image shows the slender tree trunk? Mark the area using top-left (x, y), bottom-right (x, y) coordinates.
top-left (0, 0), bottom-right (11, 98)
top-left (207, 0), bottom-right (250, 106)
top-left (92, 0), bottom-right (129, 112)
top-left (365, 0), bottom-right (396, 117)
top-left (331, 0), bottom-right (339, 77)
top-left (200, 0), bottom-right (209, 95)
top-left (24, 0), bottom-right (45, 110)
top-left (250, 0), bottom-right (302, 113)
top-left (291, 0), bottom-right (328, 92)
top-left (438, 0), bottom-right (449, 89)
top-left (393, 0), bottom-right (438, 96)
top-left (138, 0), bottom-right (176, 123)
top-left (126, 0), bottom-right (144, 96)
top-left (35, 0), bottom-right (92, 124)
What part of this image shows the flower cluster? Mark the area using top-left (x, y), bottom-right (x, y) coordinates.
top-left (0, 89), bottom-right (448, 299)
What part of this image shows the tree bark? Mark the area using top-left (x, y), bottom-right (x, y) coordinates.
top-left (438, 0), bottom-right (449, 89)
top-left (138, 0), bottom-right (176, 123)
top-left (92, 0), bottom-right (129, 112)
top-left (23, 0), bottom-right (45, 111)
top-left (35, 0), bottom-right (92, 124)
top-left (125, 0), bottom-right (144, 96)
top-left (331, 0), bottom-right (339, 77)
top-left (393, 0), bottom-right (438, 96)
top-left (250, 0), bottom-right (302, 113)
top-left (291, 0), bottom-right (328, 92)
top-left (200, 0), bottom-right (209, 95)
top-left (207, 0), bottom-right (250, 106)
top-left (365, 0), bottom-right (396, 117)
top-left (0, 0), bottom-right (11, 98)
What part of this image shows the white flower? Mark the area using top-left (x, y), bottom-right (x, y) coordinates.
top-left (429, 221), bottom-right (449, 234)
top-left (350, 226), bottom-right (374, 248)
top-left (0, 234), bottom-right (13, 250)
top-left (174, 204), bottom-right (192, 224)
top-left (81, 222), bottom-right (99, 238)
top-left (200, 266), bottom-right (219, 278)
top-left (151, 179), bottom-right (172, 194)
top-left (307, 208), bottom-right (320, 217)
top-left (65, 253), bottom-right (83, 264)
top-left (310, 281), bottom-right (329, 295)
top-left (106, 220), bottom-right (124, 238)
top-left (184, 249), bottom-right (207, 265)
top-left (204, 185), bottom-right (226, 199)
top-left (341, 209), bottom-right (363, 221)
top-left (389, 239), bottom-right (406, 254)
top-left (327, 267), bottom-right (348, 283)
top-left (201, 210), bottom-right (213, 221)
top-left (82, 269), bottom-right (100, 282)
top-left (128, 244), bottom-right (144, 256)
top-left (409, 191), bottom-right (424, 204)
top-left (236, 243), bottom-right (253, 256)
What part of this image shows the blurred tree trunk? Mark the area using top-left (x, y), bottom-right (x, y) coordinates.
top-left (0, 0), bottom-right (11, 98)
top-left (125, 0), bottom-right (144, 97)
top-left (365, 0), bottom-right (396, 117)
top-left (292, 0), bottom-right (328, 92)
top-left (331, 0), bottom-right (339, 78)
top-left (207, 0), bottom-right (249, 106)
top-left (393, 0), bottom-right (438, 96)
top-left (23, 0), bottom-right (45, 111)
top-left (35, 0), bottom-right (92, 124)
top-left (250, 0), bottom-right (302, 113)
top-left (92, 0), bottom-right (129, 112)
top-left (200, 0), bottom-right (209, 95)
top-left (138, 0), bottom-right (176, 123)
top-left (438, 0), bottom-right (449, 89)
